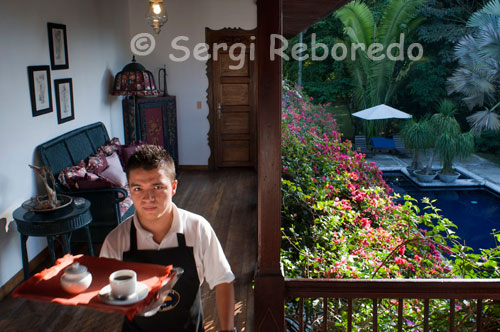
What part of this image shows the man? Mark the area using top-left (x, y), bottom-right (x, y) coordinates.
top-left (100, 145), bottom-right (236, 332)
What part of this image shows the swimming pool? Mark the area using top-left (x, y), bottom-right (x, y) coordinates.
top-left (383, 171), bottom-right (500, 251)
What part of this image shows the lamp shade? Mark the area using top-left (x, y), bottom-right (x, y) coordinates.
top-left (112, 57), bottom-right (159, 96)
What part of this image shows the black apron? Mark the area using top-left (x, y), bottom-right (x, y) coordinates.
top-left (122, 221), bottom-right (204, 332)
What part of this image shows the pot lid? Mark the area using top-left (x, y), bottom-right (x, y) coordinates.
top-left (63, 262), bottom-right (88, 278)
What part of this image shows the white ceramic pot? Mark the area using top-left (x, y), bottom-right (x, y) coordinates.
top-left (438, 171), bottom-right (460, 183)
top-left (60, 262), bottom-right (92, 294)
top-left (414, 171), bottom-right (437, 183)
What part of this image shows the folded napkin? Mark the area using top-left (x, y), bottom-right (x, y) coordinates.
top-left (13, 254), bottom-right (173, 320)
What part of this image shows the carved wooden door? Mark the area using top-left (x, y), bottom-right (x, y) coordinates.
top-left (207, 28), bottom-right (257, 168)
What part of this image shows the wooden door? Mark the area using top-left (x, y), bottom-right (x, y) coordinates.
top-left (207, 28), bottom-right (257, 168)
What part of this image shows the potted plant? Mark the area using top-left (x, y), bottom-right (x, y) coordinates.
top-left (400, 118), bottom-right (435, 177)
top-left (401, 118), bottom-right (438, 182)
top-left (432, 100), bottom-right (475, 183)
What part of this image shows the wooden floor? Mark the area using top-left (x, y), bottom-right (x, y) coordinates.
top-left (0, 168), bottom-right (257, 332)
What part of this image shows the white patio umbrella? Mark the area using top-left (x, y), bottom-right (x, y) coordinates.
top-left (352, 104), bottom-right (412, 120)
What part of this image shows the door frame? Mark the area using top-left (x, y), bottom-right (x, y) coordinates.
top-left (206, 27), bottom-right (258, 169)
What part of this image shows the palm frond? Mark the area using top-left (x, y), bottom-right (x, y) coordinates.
top-left (468, 0), bottom-right (500, 27)
top-left (405, 17), bottom-right (426, 37)
top-left (377, 0), bottom-right (423, 47)
top-left (483, 0), bottom-right (500, 16)
top-left (466, 109), bottom-right (500, 133)
top-left (335, 1), bottom-right (374, 46)
top-left (447, 65), bottom-right (496, 109)
top-left (468, 0), bottom-right (500, 28)
top-left (454, 35), bottom-right (481, 68)
top-left (476, 20), bottom-right (500, 60)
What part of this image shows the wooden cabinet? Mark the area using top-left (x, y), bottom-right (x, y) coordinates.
top-left (122, 96), bottom-right (179, 166)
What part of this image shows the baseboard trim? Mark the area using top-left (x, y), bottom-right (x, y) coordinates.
top-left (0, 247), bottom-right (50, 301)
top-left (178, 165), bottom-right (209, 171)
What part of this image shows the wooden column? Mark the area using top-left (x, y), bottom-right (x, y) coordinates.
top-left (254, 0), bottom-right (285, 331)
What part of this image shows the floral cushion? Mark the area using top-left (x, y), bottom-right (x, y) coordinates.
top-left (87, 153), bottom-right (109, 174)
top-left (119, 186), bottom-right (134, 217)
top-left (57, 139), bottom-right (133, 217)
top-left (98, 137), bottom-right (121, 156)
top-left (58, 161), bottom-right (87, 189)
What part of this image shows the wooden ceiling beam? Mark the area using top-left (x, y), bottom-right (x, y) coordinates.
top-left (283, 0), bottom-right (351, 38)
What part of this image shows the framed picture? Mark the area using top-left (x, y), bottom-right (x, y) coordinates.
top-left (47, 23), bottom-right (69, 70)
top-left (54, 78), bottom-right (74, 124)
top-left (27, 66), bottom-right (52, 117)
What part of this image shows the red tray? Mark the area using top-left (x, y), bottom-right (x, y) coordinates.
top-left (13, 254), bottom-right (174, 320)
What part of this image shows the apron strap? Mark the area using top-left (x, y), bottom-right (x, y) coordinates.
top-left (130, 221), bottom-right (186, 251)
top-left (176, 233), bottom-right (186, 247)
top-left (129, 220), bottom-right (138, 251)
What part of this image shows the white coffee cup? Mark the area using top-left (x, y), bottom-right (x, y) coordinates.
top-left (109, 269), bottom-right (137, 299)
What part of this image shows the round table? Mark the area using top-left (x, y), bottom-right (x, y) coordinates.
top-left (13, 198), bottom-right (94, 280)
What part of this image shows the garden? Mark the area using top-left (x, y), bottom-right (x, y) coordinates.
top-left (281, 0), bottom-right (500, 330)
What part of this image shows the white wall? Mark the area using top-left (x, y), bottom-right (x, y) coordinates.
top-left (127, 0), bottom-right (257, 165)
top-left (0, 0), bottom-right (130, 287)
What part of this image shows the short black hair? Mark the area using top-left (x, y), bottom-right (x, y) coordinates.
top-left (125, 145), bottom-right (176, 181)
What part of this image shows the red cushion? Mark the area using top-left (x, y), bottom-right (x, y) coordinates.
top-left (75, 173), bottom-right (114, 189)
top-left (86, 153), bottom-right (109, 174)
top-left (57, 161), bottom-right (87, 189)
top-left (98, 137), bottom-right (121, 156)
top-left (119, 140), bottom-right (145, 167)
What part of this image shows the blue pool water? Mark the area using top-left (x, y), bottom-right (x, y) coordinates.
top-left (383, 171), bottom-right (500, 251)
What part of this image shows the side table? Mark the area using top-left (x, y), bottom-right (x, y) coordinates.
top-left (13, 198), bottom-right (94, 280)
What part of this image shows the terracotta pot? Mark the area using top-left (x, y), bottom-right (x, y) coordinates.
top-left (414, 170), bottom-right (437, 183)
top-left (438, 171), bottom-right (460, 183)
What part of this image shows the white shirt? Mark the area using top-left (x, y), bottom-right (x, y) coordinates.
top-left (100, 204), bottom-right (235, 289)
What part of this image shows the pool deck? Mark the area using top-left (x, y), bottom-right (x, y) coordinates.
top-left (367, 153), bottom-right (500, 193)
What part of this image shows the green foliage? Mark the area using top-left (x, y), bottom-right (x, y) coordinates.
top-left (400, 117), bottom-right (435, 169)
top-left (282, 15), bottom-right (354, 105)
top-left (380, 0), bottom-right (478, 117)
top-left (281, 84), bottom-right (500, 330)
top-left (475, 130), bottom-right (500, 154)
top-left (335, 0), bottom-right (425, 110)
top-left (431, 99), bottom-right (475, 174)
top-left (447, 0), bottom-right (500, 132)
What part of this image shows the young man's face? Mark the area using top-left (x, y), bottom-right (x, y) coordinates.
top-left (128, 167), bottom-right (177, 225)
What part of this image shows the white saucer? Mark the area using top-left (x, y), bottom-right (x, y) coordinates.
top-left (98, 282), bottom-right (149, 306)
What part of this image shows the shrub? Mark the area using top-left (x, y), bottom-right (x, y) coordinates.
top-left (281, 83), bottom-right (500, 330)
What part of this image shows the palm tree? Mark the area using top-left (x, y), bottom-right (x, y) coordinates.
top-left (431, 100), bottom-right (475, 175)
top-left (335, 0), bottom-right (425, 110)
top-left (400, 118), bottom-right (434, 171)
top-left (447, 0), bottom-right (500, 133)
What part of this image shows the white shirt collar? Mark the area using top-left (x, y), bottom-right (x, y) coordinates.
top-left (132, 203), bottom-right (183, 241)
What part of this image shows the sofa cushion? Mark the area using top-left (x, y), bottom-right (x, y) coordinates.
top-left (87, 153), bottom-right (109, 174)
top-left (119, 140), bottom-right (145, 167)
top-left (98, 137), bottom-right (121, 156)
top-left (75, 173), bottom-right (114, 190)
top-left (57, 161), bottom-right (87, 189)
top-left (98, 152), bottom-right (127, 187)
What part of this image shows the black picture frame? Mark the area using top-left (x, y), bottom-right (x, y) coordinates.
top-left (54, 78), bottom-right (74, 124)
top-left (48, 23), bottom-right (69, 70)
top-left (27, 66), bottom-right (53, 117)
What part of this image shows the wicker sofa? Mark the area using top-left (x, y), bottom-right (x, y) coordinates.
top-left (37, 122), bottom-right (135, 243)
